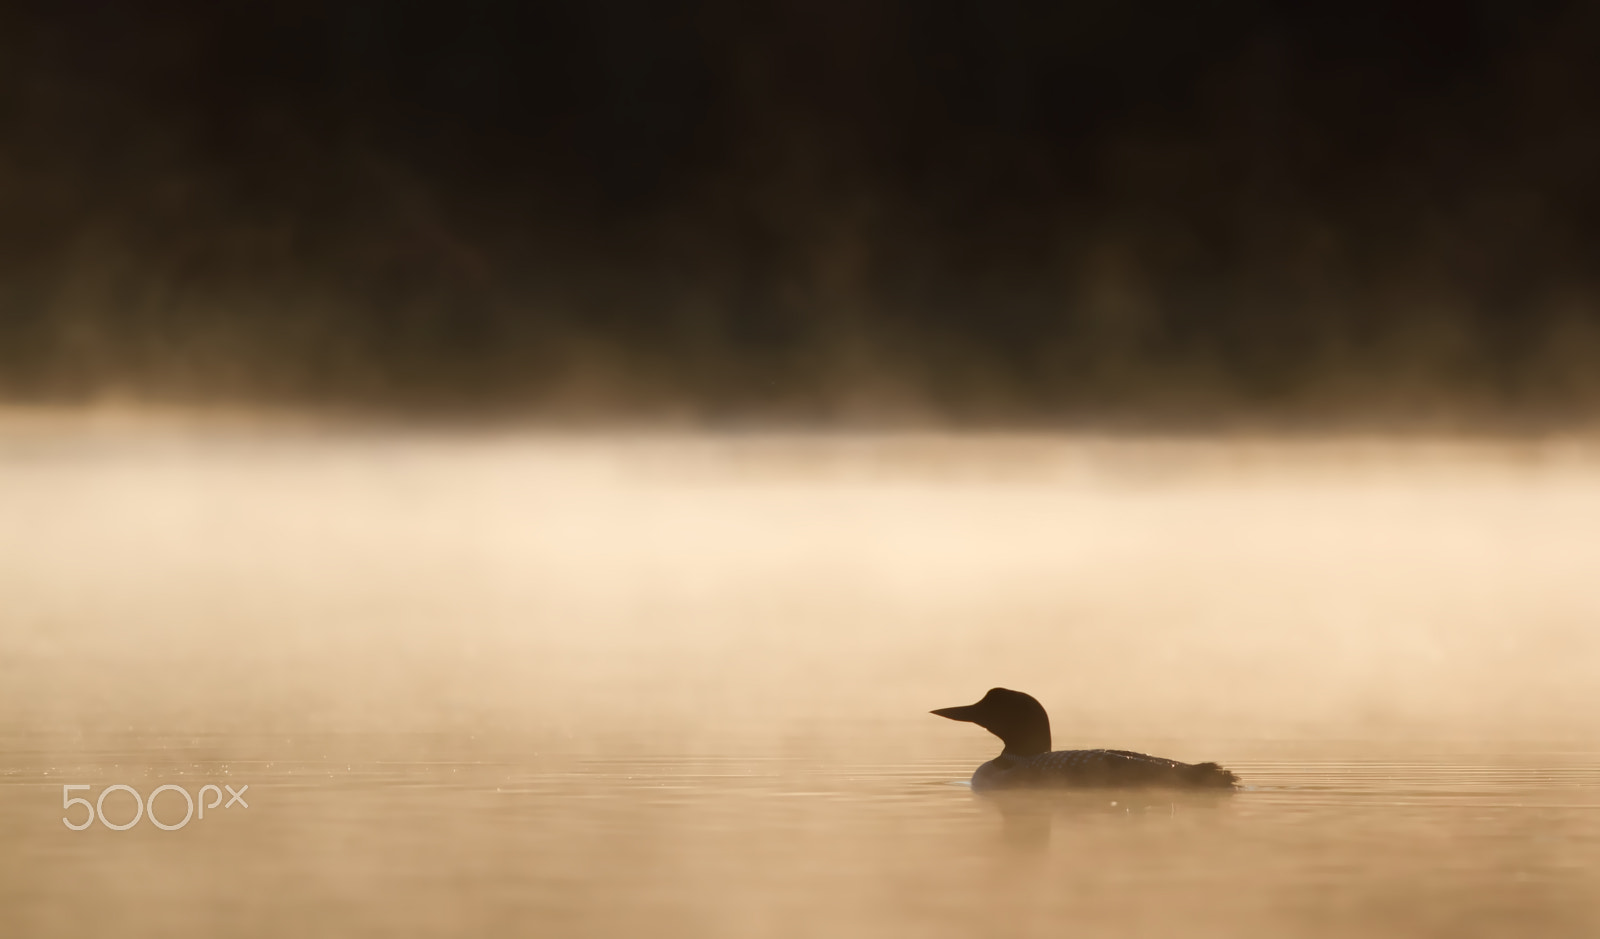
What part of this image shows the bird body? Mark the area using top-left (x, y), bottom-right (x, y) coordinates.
top-left (933, 688), bottom-right (1238, 791)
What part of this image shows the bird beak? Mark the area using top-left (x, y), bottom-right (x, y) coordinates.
top-left (931, 704), bottom-right (979, 722)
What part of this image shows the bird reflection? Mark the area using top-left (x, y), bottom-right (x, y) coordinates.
top-left (977, 789), bottom-right (1233, 853)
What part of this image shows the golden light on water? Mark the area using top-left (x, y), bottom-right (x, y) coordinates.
top-left (4, 422), bottom-right (1600, 935)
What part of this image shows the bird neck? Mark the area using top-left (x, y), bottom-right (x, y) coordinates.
top-left (998, 724), bottom-right (1051, 757)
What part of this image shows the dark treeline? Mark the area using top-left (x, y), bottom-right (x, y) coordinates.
top-left (3, 0), bottom-right (1599, 426)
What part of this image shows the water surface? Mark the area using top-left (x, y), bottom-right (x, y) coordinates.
top-left (3, 429), bottom-right (1599, 936)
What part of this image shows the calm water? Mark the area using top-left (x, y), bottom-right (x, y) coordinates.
top-left (4, 735), bottom-right (1599, 938)
top-left (3, 427), bottom-right (1600, 936)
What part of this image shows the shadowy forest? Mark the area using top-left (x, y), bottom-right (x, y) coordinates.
top-left (4, 1), bottom-right (1600, 426)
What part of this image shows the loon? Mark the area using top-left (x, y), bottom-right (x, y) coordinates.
top-left (933, 688), bottom-right (1238, 791)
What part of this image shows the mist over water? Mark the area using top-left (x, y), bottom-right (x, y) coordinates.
top-left (3, 424), bottom-right (1599, 936)
top-left (7, 426), bottom-right (1600, 742)
top-left (9, 2), bottom-right (1600, 933)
